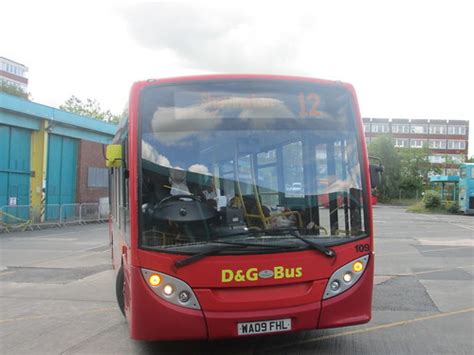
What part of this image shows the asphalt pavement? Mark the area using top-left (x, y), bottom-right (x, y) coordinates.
top-left (0, 206), bottom-right (473, 354)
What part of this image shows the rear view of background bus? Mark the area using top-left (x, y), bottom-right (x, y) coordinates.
top-left (106, 75), bottom-right (379, 340)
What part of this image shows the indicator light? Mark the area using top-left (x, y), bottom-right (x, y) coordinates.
top-left (343, 272), bottom-right (353, 283)
top-left (178, 291), bottom-right (191, 303)
top-left (148, 274), bottom-right (161, 286)
top-left (330, 280), bottom-right (340, 291)
top-left (353, 261), bottom-right (364, 273)
top-left (163, 284), bottom-right (174, 296)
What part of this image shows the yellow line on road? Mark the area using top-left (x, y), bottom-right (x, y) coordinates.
top-left (0, 307), bottom-right (115, 324)
top-left (270, 307), bottom-right (474, 351)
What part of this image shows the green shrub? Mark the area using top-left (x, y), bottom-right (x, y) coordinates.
top-left (423, 191), bottom-right (441, 209)
top-left (407, 201), bottom-right (426, 213)
top-left (446, 201), bottom-right (460, 214)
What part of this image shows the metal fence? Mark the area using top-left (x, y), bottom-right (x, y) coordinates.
top-left (397, 189), bottom-right (422, 201)
top-left (0, 203), bottom-right (109, 233)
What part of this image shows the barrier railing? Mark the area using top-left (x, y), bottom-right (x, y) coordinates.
top-left (0, 205), bottom-right (33, 232)
top-left (80, 203), bottom-right (101, 223)
top-left (60, 203), bottom-right (81, 224)
top-left (0, 202), bottom-right (109, 233)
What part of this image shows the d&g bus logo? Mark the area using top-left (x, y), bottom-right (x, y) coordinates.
top-left (221, 266), bottom-right (303, 283)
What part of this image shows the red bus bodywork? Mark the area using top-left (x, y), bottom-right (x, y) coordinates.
top-left (110, 74), bottom-right (374, 340)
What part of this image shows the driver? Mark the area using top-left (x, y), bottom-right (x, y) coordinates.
top-left (168, 164), bottom-right (216, 203)
top-left (169, 167), bottom-right (191, 196)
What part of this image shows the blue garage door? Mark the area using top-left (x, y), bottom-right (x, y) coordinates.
top-left (0, 125), bottom-right (31, 220)
top-left (45, 134), bottom-right (78, 220)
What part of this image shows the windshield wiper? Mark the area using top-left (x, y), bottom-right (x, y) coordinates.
top-left (175, 244), bottom-right (242, 268)
top-left (174, 229), bottom-right (335, 268)
top-left (257, 228), bottom-right (336, 257)
top-left (288, 229), bottom-right (336, 258)
top-left (174, 241), bottom-right (297, 268)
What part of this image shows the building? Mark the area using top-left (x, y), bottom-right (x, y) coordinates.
top-left (363, 118), bottom-right (469, 175)
top-left (0, 92), bottom-right (116, 224)
top-left (0, 57), bottom-right (29, 91)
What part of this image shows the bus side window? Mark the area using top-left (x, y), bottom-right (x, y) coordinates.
top-left (113, 166), bottom-right (120, 226)
top-left (120, 135), bottom-right (130, 244)
top-left (109, 168), bottom-right (116, 222)
top-left (122, 135), bottom-right (130, 244)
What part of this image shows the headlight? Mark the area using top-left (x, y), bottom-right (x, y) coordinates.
top-left (163, 284), bottom-right (174, 296)
top-left (330, 280), bottom-right (341, 291)
top-left (323, 255), bottom-right (369, 299)
top-left (178, 291), bottom-right (191, 303)
top-left (141, 269), bottom-right (201, 309)
top-left (343, 272), bottom-right (353, 283)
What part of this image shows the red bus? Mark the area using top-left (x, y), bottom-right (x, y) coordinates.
top-left (106, 74), bottom-right (378, 340)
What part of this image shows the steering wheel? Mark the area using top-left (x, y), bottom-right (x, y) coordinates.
top-left (153, 194), bottom-right (217, 222)
top-left (158, 194), bottom-right (200, 206)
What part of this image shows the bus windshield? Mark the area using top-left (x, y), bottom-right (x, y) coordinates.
top-left (139, 79), bottom-right (367, 252)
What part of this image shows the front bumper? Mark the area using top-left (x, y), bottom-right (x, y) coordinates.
top-left (127, 255), bottom-right (373, 340)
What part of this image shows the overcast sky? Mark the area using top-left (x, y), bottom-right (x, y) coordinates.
top-left (1, 0), bottom-right (473, 154)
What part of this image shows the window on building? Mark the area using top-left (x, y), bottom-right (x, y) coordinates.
top-left (447, 140), bottom-right (466, 150)
top-left (446, 168), bottom-right (460, 176)
top-left (448, 126), bottom-right (466, 135)
top-left (410, 125), bottom-right (428, 134)
top-left (429, 140), bottom-right (446, 149)
top-left (87, 167), bottom-right (109, 187)
top-left (410, 139), bottom-right (426, 148)
top-left (391, 124), bottom-right (400, 133)
top-left (449, 155), bottom-right (465, 164)
top-left (371, 124), bottom-right (389, 133)
top-left (429, 125), bottom-right (447, 134)
top-left (363, 124), bottom-right (370, 132)
top-left (395, 139), bottom-right (409, 148)
top-left (429, 155), bottom-right (445, 164)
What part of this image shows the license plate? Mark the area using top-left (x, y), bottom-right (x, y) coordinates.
top-left (237, 318), bottom-right (292, 336)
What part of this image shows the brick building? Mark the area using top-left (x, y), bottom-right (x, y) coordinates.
top-left (363, 118), bottom-right (469, 175)
top-left (76, 141), bottom-right (109, 204)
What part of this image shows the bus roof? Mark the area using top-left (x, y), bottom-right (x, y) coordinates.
top-left (131, 74), bottom-right (354, 93)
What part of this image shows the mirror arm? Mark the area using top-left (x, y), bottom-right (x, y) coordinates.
top-left (368, 156), bottom-right (384, 173)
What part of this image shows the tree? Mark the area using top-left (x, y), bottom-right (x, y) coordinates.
top-left (398, 146), bottom-right (441, 195)
top-left (367, 135), bottom-right (401, 201)
top-left (60, 95), bottom-right (120, 123)
top-left (0, 80), bottom-right (31, 100)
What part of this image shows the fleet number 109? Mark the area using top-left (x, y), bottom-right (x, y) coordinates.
top-left (355, 243), bottom-right (370, 253)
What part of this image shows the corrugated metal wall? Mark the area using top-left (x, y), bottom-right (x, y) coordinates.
top-left (45, 134), bottom-right (78, 219)
top-left (0, 125), bottom-right (31, 219)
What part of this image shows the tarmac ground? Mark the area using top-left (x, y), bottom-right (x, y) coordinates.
top-left (1, 205), bottom-right (473, 354)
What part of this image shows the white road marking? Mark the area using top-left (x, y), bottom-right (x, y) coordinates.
top-left (417, 239), bottom-right (474, 247)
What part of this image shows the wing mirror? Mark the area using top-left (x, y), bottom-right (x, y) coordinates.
top-left (369, 157), bottom-right (384, 189)
top-left (105, 144), bottom-right (122, 168)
